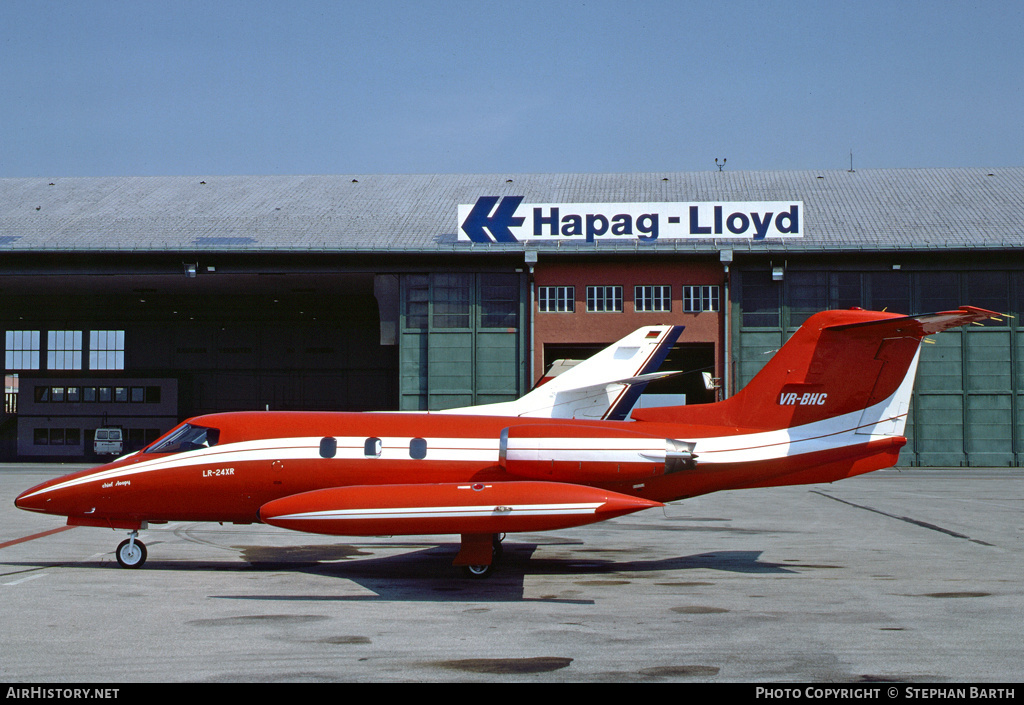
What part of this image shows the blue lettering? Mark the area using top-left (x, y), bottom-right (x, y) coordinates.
top-left (714, 205), bottom-right (723, 234)
top-left (611, 214), bottom-right (633, 235)
top-left (586, 214), bottom-right (609, 242)
top-left (561, 214), bottom-right (582, 236)
top-left (534, 207), bottom-right (559, 236)
top-left (637, 214), bottom-right (659, 240)
top-left (727, 212), bottom-right (749, 234)
top-left (776, 205), bottom-right (799, 234)
top-left (689, 206), bottom-right (711, 235)
top-left (751, 212), bottom-right (773, 239)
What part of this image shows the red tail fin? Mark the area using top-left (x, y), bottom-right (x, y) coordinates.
top-left (631, 307), bottom-right (1000, 431)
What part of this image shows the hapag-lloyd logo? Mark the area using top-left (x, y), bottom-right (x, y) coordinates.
top-left (458, 197), bottom-right (803, 243)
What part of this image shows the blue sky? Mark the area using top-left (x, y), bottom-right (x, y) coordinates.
top-left (2, 0), bottom-right (1022, 177)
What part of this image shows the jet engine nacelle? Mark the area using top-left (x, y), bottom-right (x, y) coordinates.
top-left (499, 425), bottom-right (697, 483)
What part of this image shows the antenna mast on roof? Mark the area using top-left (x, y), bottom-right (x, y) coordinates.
top-left (849, 149), bottom-right (855, 172)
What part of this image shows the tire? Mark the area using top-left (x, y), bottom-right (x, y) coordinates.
top-left (116, 538), bottom-right (147, 568)
top-left (462, 563), bottom-right (494, 578)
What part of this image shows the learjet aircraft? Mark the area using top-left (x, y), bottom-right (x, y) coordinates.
top-left (15, 307), bottom-right (997, 576)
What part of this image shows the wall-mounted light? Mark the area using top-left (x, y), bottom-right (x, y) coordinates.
top-left (184, 263), bottom-right (197, 278)
top-left (524, 249), bottom-right (538, 275)
top-left (772, 265), bottom-right (784, 281)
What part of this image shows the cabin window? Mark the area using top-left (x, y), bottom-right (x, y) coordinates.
top-left (409, 437), bottom-right (427, 460)
top-left (364, 437), bottom-right (382, 458)
top-left (319, 437), bottom-right (337, 459)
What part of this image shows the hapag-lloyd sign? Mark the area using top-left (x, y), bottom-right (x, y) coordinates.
top-left (458, 196), bottom-right (803, 243)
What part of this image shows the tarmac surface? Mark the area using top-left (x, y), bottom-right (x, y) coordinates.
top-left (0, 463), bottom-right (1021, 684)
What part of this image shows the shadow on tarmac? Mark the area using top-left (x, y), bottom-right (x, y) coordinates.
top-left (1, 541), bottom-right (797, 603)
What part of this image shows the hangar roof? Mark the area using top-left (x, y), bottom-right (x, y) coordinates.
top-left (1, 168), bottom-right (1022, 254)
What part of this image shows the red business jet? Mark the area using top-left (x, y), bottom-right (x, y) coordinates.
top-left (15, 306), bottom-right (997, 577)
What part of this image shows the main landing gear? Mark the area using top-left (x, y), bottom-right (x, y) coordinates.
top-left (115, 530), bottom-right (147, 568)
top-left (456, 533), bottom-right (504, 579)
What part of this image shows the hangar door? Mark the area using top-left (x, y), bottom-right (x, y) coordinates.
top-left (398, 273), bottom-right (525, 411)
top-left (734, 268), bottom-right (1022, 467)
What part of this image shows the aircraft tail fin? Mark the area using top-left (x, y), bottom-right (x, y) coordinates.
top-left (631, 307), bottom-right (1000, 432)
top-left (441, 325), bottom-right (684, 419)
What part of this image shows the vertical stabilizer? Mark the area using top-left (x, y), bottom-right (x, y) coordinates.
top-left (630, 307), bottom-right (999, 431)
top-left (440, 325), bottom-right (684, 419)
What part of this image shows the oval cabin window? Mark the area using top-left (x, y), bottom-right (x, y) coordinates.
top-left (364, 437), bottom-right (382, 458)
top-left (409, 437), bottom-right (427, 460)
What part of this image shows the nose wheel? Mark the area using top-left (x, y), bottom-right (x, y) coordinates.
top-left (116, 531), bottom-right (147, 568)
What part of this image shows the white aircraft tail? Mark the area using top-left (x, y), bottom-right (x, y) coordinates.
top-left (441, 325), bottom-right (684, 420)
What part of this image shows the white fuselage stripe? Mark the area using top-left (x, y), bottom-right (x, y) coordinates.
top-left (22, 371), bottom-right (917, 500)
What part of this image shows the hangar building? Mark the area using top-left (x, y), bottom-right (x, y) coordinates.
top-left (2, 168), bottom-right (1023, 466)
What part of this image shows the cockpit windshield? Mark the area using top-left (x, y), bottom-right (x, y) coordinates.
top-left (146, 423), bottom-right (220, 454)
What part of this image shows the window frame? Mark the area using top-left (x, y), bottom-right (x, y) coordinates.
top-left (682, 285), bottom-right (721, 313)
top-left (634, 285), bottom-right (672, 313)
top-left (537, 285), bottom-right (575, 313)
top-left (586, 285), bottom-right (623, 313)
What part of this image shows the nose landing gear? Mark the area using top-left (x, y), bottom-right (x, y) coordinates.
top-left (115, 530), bottom-right (147, 568)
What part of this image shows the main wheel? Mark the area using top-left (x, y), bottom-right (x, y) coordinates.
top-left (116, 538), bottom-right (147, 568)
top-left (462, 563), bottom-right (494, 578)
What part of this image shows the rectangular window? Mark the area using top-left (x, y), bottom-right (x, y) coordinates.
top-left (830, 272), bottom-right (863, 310)
top-left (586, 286), bottom-right (623, 313)
top-left (432, 274), bottom-right (472, 328)
top-left (5, 331), bottom-right (40, 370)
top-left (538, 286), bottom-right (575, 313)
top-left (480, 274), bottom-right (518, 328)
top-left (404, 275), bottom-right (429, 329)
top-left (788, 273), bottom-right (827, 327)
top-left (89, 331), bottom-right (125, 370)
top-left (683, 285), bottom-right (721, 313)
top-left (918, 272), bottom-right (959, 313)
top-left (869, 271), bottom-right (911, 315)
top-left (635, 285), bottom-right (672, 312)
top-left (741, 272), bottom-right (779, 327)
top-left (47, 331), bottom-right (83, 370)
top-left (966, 271), bottom-right (1008, 326)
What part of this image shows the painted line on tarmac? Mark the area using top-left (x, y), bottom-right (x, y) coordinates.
top-left (4, 573), bottom-right (48, 586)
top-left (811, 491), bottom-right (995, 546)
top-left (0, 525), bottom-right (76, 550)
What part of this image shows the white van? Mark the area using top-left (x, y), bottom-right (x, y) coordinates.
top-left (94, 427), bottom-right (124, 456)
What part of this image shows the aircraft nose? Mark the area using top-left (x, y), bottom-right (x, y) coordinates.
top-left (15, 485), bottom-right (49, 513)
top-left (14, 477), bottom-right (67, 515)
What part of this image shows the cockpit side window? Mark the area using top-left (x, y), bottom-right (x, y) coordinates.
top-left (146, 424), bottom-right (220, 454)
